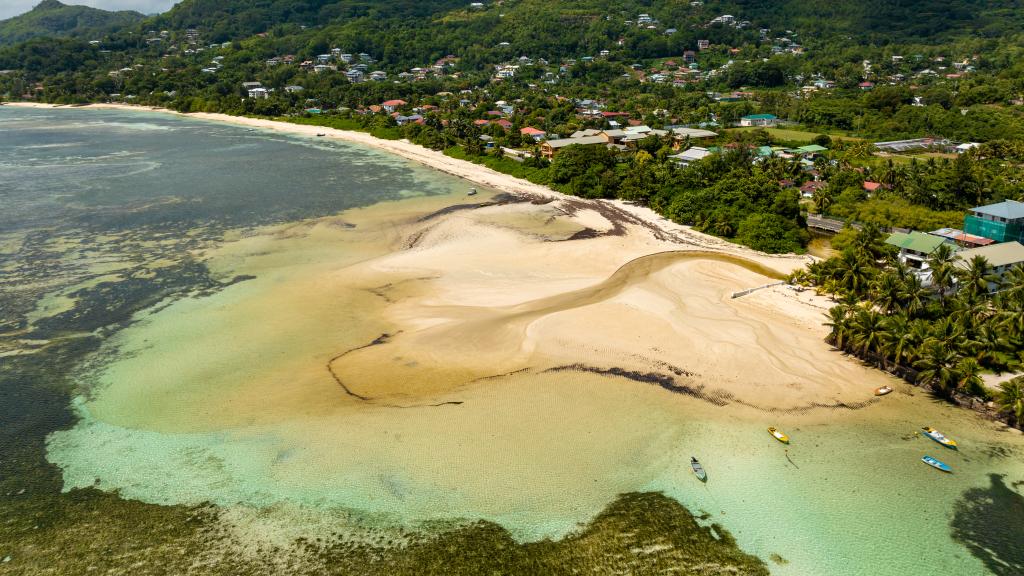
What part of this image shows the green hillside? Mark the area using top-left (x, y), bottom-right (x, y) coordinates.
top-left (0, 0), bottom-right (143, 46)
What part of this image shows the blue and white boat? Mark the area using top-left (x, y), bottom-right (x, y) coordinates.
top-left (922, 455), bottom-right (952, 473)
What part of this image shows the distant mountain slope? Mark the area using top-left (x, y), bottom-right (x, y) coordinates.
top-left (0, 0), bottom-right (144, 46)
top-left (151, 0), bottom-right (471, 42)
top-left (723, 0), bottom-right (1023, 41)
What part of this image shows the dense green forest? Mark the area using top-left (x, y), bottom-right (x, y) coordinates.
top-left (0, 0), bottom-right (142, 46)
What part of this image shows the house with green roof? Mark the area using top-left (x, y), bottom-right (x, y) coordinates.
top-left (739, 113), bottom-right (779, 127)
top-left (795, 144), bottom-right (828, 155)
top-left (885, 231), bottom-right (953, 270)
top-left (963, 200), bottom-right (1024, 243)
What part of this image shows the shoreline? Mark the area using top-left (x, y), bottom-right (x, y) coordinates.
top-left (2, 101), bottom-right (811, 270)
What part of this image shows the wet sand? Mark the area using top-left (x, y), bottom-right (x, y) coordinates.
top-left (18, 105), bottom-right (1021, 575)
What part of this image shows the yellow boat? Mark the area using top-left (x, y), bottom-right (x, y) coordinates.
top-left (768, 427), bottom-right (790, 444)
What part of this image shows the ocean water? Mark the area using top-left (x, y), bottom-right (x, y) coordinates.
top-left (2, 107), bottom-right (1023, 576)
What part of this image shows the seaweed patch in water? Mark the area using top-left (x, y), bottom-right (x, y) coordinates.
top-left (950, 473), bottom-right (1024, 576)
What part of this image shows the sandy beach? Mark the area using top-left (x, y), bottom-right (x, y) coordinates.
top-left (10, 103), bottom-right (1021, 576)
top-left (2, 101), bottom-right (809, 263)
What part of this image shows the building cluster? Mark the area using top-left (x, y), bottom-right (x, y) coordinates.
top-left (885, 200), bottom-right (1024, 290)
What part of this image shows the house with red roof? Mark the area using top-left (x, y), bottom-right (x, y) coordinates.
top-left (863, 181), bottom-right (885, 193)
top-left (381, 99), bottom-right (408, 113)
top-left (520, 127), bottom-right (547, 141)
top-left (493, 119), bottom-right (513, 130)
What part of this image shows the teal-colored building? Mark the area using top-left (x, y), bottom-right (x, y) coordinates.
top-left (963, 200), bottom-right (1024, 243)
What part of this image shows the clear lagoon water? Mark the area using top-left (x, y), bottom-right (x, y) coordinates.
top-left (1, 106), bottom-right (1022, 576)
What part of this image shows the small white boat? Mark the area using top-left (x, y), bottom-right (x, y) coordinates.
top-left (768, 427), bottom-right (790, 444)
top-left (690, 457), bottom-right (707, 482)
top-left (875, 386), bottom-right (893, 396)
top-left (467, 188), bottom-right (478, 196)
top-left (922, 427), bottom-right (958, 449)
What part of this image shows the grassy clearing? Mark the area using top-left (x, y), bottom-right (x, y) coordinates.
top-left (726, 126), bottom-right (864, 143)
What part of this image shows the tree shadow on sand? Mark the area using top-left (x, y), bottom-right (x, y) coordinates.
top-left (950, 473), bottom-right (1024, 576)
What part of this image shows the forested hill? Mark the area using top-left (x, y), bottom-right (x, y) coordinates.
top-left (723, 0), bottom-right (1023, 42)
top-left (0, 1), bottom-right (144, 46)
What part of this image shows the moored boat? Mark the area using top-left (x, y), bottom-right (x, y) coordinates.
top-left (690, 457), bottom-right (707, 482)
top-left (874, 386), bottom-right (893, 396)
top-left (468, 188), bottom-right (478, 196)
top-left (922, 455), bottom-right (952, 473)
top-left (768, 427), bottom-right (790, 444)
top-left (922, 427), bottom-right (958, 449)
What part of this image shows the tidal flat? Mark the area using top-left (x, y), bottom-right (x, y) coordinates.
top-left (2, 106), bottom-right (1022, 576)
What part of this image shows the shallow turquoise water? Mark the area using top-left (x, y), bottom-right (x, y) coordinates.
top-left (3, 106), bottom-right (1023, 576)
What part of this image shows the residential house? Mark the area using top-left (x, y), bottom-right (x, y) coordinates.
top-left (369, 71), bottom-right (387, 81)
top-left (247, 87), bottom-right (269, 99)
top-left (863, 181), bottom-right (883, 194)
top-left (669, 146), bottom-right (713, 166)
top-left (799, 180), bottom-right (826, 199)
top-left (739, 114), bottom-right (778, 127)
top-left (382, 99), bottom-right (408, 113)
top-left (284, 85), bottom-right (304, 93)
top-left (395, 114), bottom-right (423, 126)
top-left (963, 200), bottom-right (1024, 243)
top-left (670, 127), bottom-right (718, 148)
top-left (885, 231), bottom-right (953, 275)
top-left (345, 70), bottom-right (364, 82)
top-left (954, 242), bottom-right (1024, 291)
top-left (540, 135), bottom-right (610, 158)
top-left (520, 127), bottom-right (547, 141)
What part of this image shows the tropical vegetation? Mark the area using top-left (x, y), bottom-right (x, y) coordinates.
top-left (792, 225), bottom-right (1024, 424)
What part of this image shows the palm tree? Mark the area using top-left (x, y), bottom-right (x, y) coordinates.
top-left (824, 305), bottom-right (852, 350)
top-left (851, 308), bottom-right (889, 357)
top-left (836, 249), bottom-right (874, 296)
top-left (998, 264), bottom-right (1024, 303)
top-left (870, 271), bottom-right (905, 314)
top-left (897, 274), bottom-right (930, 318)
top-left (996, 377), bottom-right (1024, 424)
top-left (927, 243), bottom-right (957, 305)
top-left (812, 186), bottom-right (834, 214)
top-left (881, 313), bottom-right (912, 368)
top-left (914, 340), bottom-right (961, 396)
top-left (954, 357), bottom-right (984, 395)
top-left (955, 255), bottom-right (996, 301)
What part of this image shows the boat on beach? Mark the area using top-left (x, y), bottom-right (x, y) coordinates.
top-left (467, 188), bottom-right (478, 196)
top-left (874, 386), bottom-right (893, 396)
top-left (768, 427), bottom-right (790, 444)
top-left (922, 455), bottom-right (952, 473)
top-left (691, 457), bottom-right (707, 482)
top-left (316, 133), bottom-right (326, 137)
top-left (922, 427), bottom-right (958, 449)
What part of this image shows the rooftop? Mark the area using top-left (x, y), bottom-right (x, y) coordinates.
top-left (544, 136), bottom-right (609, 148)
top-left (956, 241), bottom-right (1024, 269)
top-left (970, 200), bottom-right (1024, 220)
top-left (885, 231), bottom-right (949, 255)
top-left (671, 127), bottom-right (718, 138)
